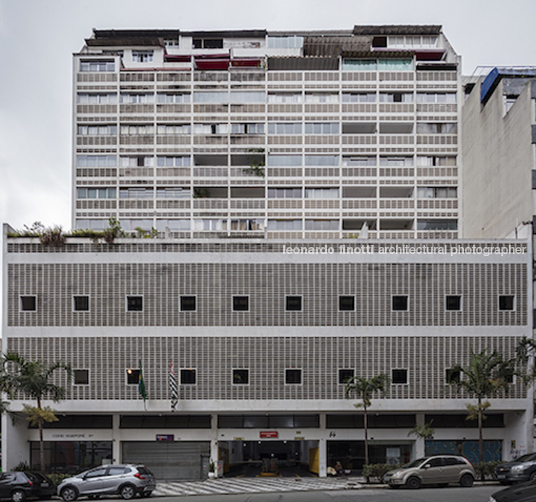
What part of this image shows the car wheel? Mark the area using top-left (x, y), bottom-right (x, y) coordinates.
top-left (11, 490), bottom-right (26, 502)
top-left (120, 484), bottom-right (137, 500)
top-left (406, 477), bottom-right (421, 489)
top-left (460, 474), bottom-right (474, 487)
top-left (530, 471), bottom-right (536, 482)
top-left (61, 487), bottom-right (79, 502)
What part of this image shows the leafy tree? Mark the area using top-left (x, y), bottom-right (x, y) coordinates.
top-left (448, 349), bottom-right (513, 463)
top-left (345, 374), bottom-right (391, 467)
top-left (408, 420), bottom-right (435, 440)
top-left (1, 353), bottom-right (71, 471)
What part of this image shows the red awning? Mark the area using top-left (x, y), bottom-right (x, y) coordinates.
top-left (231, 58), bottom-right (262, 67)
top-left (164, 54), bottom-right (191, 62)
top-left (415, 50), bottom-right (446, 61)
top-left (195, 59), bottom-right (230, 70)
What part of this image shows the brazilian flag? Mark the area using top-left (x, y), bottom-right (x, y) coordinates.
top-left (138, 359), bottom-right (147, 401)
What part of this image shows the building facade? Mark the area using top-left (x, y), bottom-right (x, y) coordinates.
top-left (2, 232), bottom-right (533, 478)
top-left (73, 26), bottom-right (460, 239)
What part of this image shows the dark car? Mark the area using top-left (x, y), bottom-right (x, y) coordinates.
top-left (0, 471), bottom-right (55, 502)
top-left (58, 464), bottom-right (156, 501)
top-left (490, 481), bottom-right (536, 502)
top-left (495, 454), bottom-right (536, 484)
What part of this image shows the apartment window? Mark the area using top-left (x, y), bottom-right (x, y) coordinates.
top-left (380, 157), bottom-right (413, 166)
top-left (132, 51), bottom-right (153, 63)
top-left (119, 188), bottom-right (154, 199)
top-left (20, 296), bottom-right (36, 312)
top-left (417, 93), bottom-right (456, 103)
top-left (76, 155), bottom-right (116, 167)
top-left (126, 369), bottom-right (140, 385)
top-left (268, 93), bottom-right (302, 103)
top-left (73, 296), bottom-right (89, 312)
top-left (416, 156), bottom-right (456, 166)
top-left (267, 123), bottom-right (302, 135)
top-left (233, 296), bottom-right (249, 311)
top-left (193, 38), bottom-right (223, 49)
top-left (73, 370), bottom-right (89, 385)
top-left (268, 188), bottom-right (302, 199)
top-left (180, 369), bottom-right (196, 385)
top-left (343, 156), bottom-right (376, 166)
top-left (77, 93), bottom-right (117, 104)
top-left (193, 91), bottom-right (229, 103)
top-left (127, 296), bottom-right (143, 312)
top-left (342, 93), bottom-right (376, 103)
top-left (342, 59), bottom-right (377, 71)
top-left (77, 125), bottom-right (117, 136)
top-left (304, 220), bottom-right (338, 231)
top-left (417, 219), bottom-right (458, 231)
top-left (267, 220), bottom-right (302, 231)
top-left (267, 36), bottom-right (304, 49)
top-left (379, 93), bottom-right (413, 103)
top-left (305, 188), bottom-right (339, 199)
top-left (230, 219), bottom-right (264, 231)
top-left (76, 219), bottom-right (108, 231)
top-left (305, 155), bottom-right (339, 166)
top-left (120, 125), bottom-right (155, 135)
top-left (416, 123), bottom-right (457, 134)
top-left (305, 123), bottom-right (339, 134)
top-left (230, 91), bottom-right (265, 103)
top-left (392, 295), bottom-right (408, 311)
top-left (446, 295), bottom-right (462, 311)
top-left (392, 369), bottom-right (408, 384)
top-left (120, 156), bottom-right (154, 167)
top-left (80, 61), bottom-right (115, 72)
top-left (446, 368), bottom-right (461, 384)
top-left (230, 123), bottom-right (265, 134)
top-left (285, 369), bottom-right (302, 385)
top-left (286, 296), bottom-right (302, 311)
top-left (120, 93), bottom-right (154, 104)
top-left (304, 93), bottom-right (338, 103)
top-left (378, 59), bottom-right (412, 71)
top-left (417, 187), bottom-right (457, 199)
top-left (267, 155), bottom-right (302, 166)
top-left (499, 295), bottom-right (515, 311)
top-left (233, 369), bottom-right (249, 385)
top-left (157, 156), bottom-right (191, 167)
top-left (157, 93), bottom-right (191, 103)
top-left (156, 124), bottom-right (190, 135)
top-left (156, 219), bottom-right (191, 232)
top-left (120, 219), bottom-right (153, 232)
top-left (339, 296), bottom-right (355, 311)
top-left (339, 369), bottom-right (355, 384)
top-left (180, 296), bottom-right (196, 312)
top-left (156, 187), bottom-right (191, 199)
top-left (77, 188), bottom-right (116, 199)
top-left (192, 219), bottom-right (227, 231)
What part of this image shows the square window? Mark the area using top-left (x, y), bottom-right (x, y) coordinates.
top-left (339, 296), bottom-right (355, 311)
top-left (73, 296), bottom-right (90, 312)
top-left (127, 296), bottom-right (143, 312)
top-left (445, 295), bottom-right (461, 311)
top-left (392, 369), bottom-right (408, 384)
top-left (499, 295), bottom-right (515, 311)
top-left (446, 368), bottom-right (460, 383)
top-left (20, 296), bottom-right (36, 312)
top-left (126, 369), bottom-right (140, 385)
top-left (338, 369), bottom-right (355, 384)
top-left (286, 296), bottom-right (302, 311)
top-left (285, 369), bottom-right (302, 384)
top-left (392, 295), bottom-right (408, 311)
top-left (73, 369), bottom-right (89, 385)
top-left (180, 296), bottom-right (196, 311)
top-left (233, 296), bottom-right (249, 311)
top-left (180, 369), bottom-right (196, 385)
top-left (233, 369), bottom-right (249, 385)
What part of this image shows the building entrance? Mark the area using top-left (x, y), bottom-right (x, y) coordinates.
top-left (219, 440), bottom-right (319, 477)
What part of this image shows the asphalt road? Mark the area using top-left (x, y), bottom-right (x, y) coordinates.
top-left (152, 484), bottom-right (498, 502)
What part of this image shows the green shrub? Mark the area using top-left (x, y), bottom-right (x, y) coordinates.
top-left (474, 461), bottom-right (504, 480)
top-left (45, 473), bottom-right (72, 487)
top-left (362, 463), bottom-right (401, 482)
top-left (12, 461), bottom-right (31, 471)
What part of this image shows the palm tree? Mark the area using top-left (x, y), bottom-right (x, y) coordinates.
top-left (448, 349), bottom-right (513, 463)
top-left (345, 374), bottom-right (391, 467)
top-left (1, 353), bottom-right (71, 472)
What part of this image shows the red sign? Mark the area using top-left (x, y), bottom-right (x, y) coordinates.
top-left (260, 431), bottom-right (278, 438)
top-left (156, 434), bottom-right (174, 441)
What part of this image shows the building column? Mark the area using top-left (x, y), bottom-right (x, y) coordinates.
top-left (413, 413), bottom-right (425, 459)
top-left (112, 414), bottom-right (121, 464)
top-left (318, 413), bottom-right (327, 477)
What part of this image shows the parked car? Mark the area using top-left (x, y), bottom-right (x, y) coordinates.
top-left (490, 481), bottom-right (536, 501)
top-left (495, 453), bottom-right (536, 484)
top-left (58, 464), bottom-right (156, 501)
top-left (383, 455), bottom-right (475, 489)
top-left (0, 471), bottom-right (55, 502)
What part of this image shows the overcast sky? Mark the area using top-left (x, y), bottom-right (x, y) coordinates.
top-left (1, 0), bottom-right (536, 234)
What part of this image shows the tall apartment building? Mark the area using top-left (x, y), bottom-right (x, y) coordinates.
top-left (4, 26), bottom-right (532, 481)
top-left (73, 26), bottom-right (461, 239)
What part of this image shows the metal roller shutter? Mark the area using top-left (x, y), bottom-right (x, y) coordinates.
top-left (122, 441), bottom-right (210, 480)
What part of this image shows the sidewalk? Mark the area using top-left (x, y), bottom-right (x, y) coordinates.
top-left (154, 476), bottom-right (364, 497)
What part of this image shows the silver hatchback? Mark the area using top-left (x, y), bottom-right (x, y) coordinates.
top-left (58, 464), bottom-right (156, 501)
top-left (384, 455), bottom-right (475, 489)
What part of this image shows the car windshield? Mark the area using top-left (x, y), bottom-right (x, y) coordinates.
top-left (403, 458), bottom-right (427, 468)
top-left (513, 453), bottom-right (536, 462)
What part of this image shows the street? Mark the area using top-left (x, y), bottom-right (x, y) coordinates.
top-left (151, 485), bottom-right (498, 501)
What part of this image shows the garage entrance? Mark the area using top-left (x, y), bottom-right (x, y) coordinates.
top-left (219, 440), bottom-right (319, 477)
top-left (122, 441), bottom-right (210, 480)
